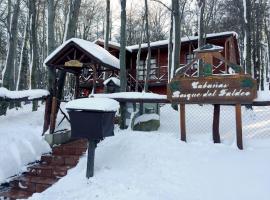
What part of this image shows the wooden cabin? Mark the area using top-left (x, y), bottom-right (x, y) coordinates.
top-left (95, 31), bottom-right (240, 94)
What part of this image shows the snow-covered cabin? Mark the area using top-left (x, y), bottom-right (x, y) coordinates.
top-left (95, 31), bottom-right (240, 94)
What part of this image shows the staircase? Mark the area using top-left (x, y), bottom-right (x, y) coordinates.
top-left (0, 139), bottom-right (88, 200)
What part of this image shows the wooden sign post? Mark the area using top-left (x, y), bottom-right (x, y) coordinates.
top-left (167, 74), bottom-right (257, 150)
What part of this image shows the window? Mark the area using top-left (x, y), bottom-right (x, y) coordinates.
top-left (137, 58), bottom-right (157, 80)
top-left (186, 53), bottom-right (198, 70)
top-left (186, 53), bottom-right (195, 64)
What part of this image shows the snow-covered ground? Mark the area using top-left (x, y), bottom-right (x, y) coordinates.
top-left (0, 104), bottom-right (51, 183)
top-left (28, 104), bottom-right (270, 200)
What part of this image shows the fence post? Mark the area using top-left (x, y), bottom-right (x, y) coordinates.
top-left (235, 104), bottom-right (243, 150)
top-left (212, 104), bottom-right (221, 143)
top-left (180, 104), bottom-right (186, 142)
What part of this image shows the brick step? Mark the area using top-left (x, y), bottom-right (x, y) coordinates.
top-left (0, 188), bottom-right (33, 200)
top-left (41, 154), bottom-right (80, 166)
top-left (61, 139), bottom-right (88, 147)
top-left (27, 164), bottom-right (72, 178)
top-left (52, 146), bottom-right (87, 156)
top-left (0, 139), bottom-right (87, 199)
top-left (10, 175), bottom-right (58, 193)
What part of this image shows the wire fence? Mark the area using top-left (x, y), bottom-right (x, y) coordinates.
top-left (159, 104), bottom-right (270, 142)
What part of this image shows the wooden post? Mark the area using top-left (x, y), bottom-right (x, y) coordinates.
top-left (49, 97), bottom-right (57, 134)
top-left (235, 104), bottom-right (243, 150)
top-left (180, 104), bottom-right (186, 142)
top-left (212, 104), bottom-right (221, 143)
top-left (92, 65), bottom-right (97, 94)
top-left (86, 140), bottom-right (96, 178)
top-left (42, 97), bottom-right (51, 135)
top-left (120, 102), bottom-right (126, 129)
top-left (75, 74), bottom-right (80, 99)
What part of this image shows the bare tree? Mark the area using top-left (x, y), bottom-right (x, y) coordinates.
top-left (104, 0), bottom-right (110, 50)
top-left (120, 0), bottom-right (127, 92)
top-left (171, 0), bottom-right (181, 80)
top-left (30, 0), bottom-right (39, 111)
top-left (143, 0), bottom-right (151, 92)
top-left (17, 3), bottom-right (30, 91)
top-left (197, 0), bottom-right (205, 77)
top-left (0, 0), bottom-right (21, 115)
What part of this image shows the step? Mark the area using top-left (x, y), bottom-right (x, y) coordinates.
top-left (52, 146), bottom-right (87, 156)
top-left (61, 139), bottom-right (88, 147)
top-left (10, 175), bottom-right (58, 193)
top-left (27, 164), bottom-right (71, 178)
top-left (0, 188), bottom-right (33, 199)
top-left (41, 155), bottom-right (80, 166)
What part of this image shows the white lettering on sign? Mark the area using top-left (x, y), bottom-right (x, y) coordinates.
top-left (192, 81), bottom-right (228, 89)
top-left (218, 89), bottom-right (251, 97)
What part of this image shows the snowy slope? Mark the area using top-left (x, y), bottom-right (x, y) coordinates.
top-left (29, 104), bottom-right (270, 200)
top-left (0, 104), bottom-right (51, 183)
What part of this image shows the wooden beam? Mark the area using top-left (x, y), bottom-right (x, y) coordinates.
top-left (235, 104), bottom-right (243, 150)
top-left (180, 104), bottom-right (186, 142)
top-left (49, 97), bottom-right (57, 134)
top-left (212, 104), bottom-right (221, 143)
top-left (43, 97), bottom-right (51, 135)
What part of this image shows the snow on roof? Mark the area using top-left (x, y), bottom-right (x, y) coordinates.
top-left (193, 43), bottom-right (224, 53)
top-left (94, 39), bottom-right (132, 53)
top-left (44, 38), bottom-right (120, 69)
top-left (65, 97), bottom-right (120, 112)
top-left (0, 87), bottom-right (49, 100)
top-left (103, 77), bottom-right (120, 86)
top-left (92, 92), bottom-right (167, 99)
top-left (127, 31), bottom-right (238, 51)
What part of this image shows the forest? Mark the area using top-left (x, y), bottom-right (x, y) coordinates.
top-left (0, 0), bottom-right (269, 113)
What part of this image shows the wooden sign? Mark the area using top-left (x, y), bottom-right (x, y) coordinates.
top-left (167, 75), bottom-right (257, 104)
top-left (64, 60), bottom-right (83, 67)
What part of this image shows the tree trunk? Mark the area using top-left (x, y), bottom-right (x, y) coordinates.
top-left (17, 10), bottom-right (30, 91)
top-left (243, 0), bottom-right (252, 75)
top-left (171, 0), bottom-right (181, 79)
top-left (30, 0), bottom-right (39, 111)
top-left (120, 0), bottom-right (127, 92)
top-left (0, 0), bottom-right (20, 115)
top-left (119, 0), bottom-right (127, 129)
top-left (143, 0), bottom-right (151, 92)
top-left (104, 0), bottom-right (110, 50)
top-left (197, 0), bottom-right (205, 77)
top-left (104, 0), bottom-right (110, 79)
top-left (168, 3), bottom-right (173, 82)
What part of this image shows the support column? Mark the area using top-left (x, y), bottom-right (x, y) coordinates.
top-left (180, 104), bottom-right (186, 142)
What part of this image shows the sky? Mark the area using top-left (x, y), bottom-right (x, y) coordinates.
top-left (109, 0), bottom-right (172, 40)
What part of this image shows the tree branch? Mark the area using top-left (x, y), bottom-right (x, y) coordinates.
top-left (150, 0), bottom-right (172, 12)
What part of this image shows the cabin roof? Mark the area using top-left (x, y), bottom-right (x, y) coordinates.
top-left (44, 38), bottom-right (120, 70)
top-left (193, 43), bottom-right (224, 53)
top-left (127, 31), bottom-right (238, 52)
top-left (94, 39), bottom-right (132, 52)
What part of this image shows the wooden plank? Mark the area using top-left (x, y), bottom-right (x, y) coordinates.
top-left (235, 104), bottom-right (243, 150)
top-left (180, 104), bottom-right (186, 142)
top-left (49, 97), bottom-right (57, 134)
top-left (212, 104), bottom-right (221, 143)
